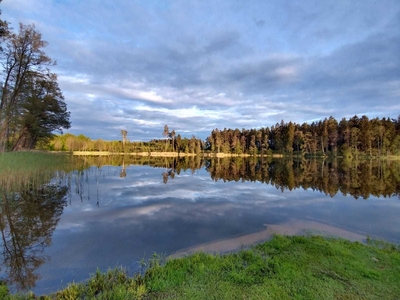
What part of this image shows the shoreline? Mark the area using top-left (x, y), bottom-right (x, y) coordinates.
top-left (170, 219), bottom-right (367, 258)
top-left (65, 151), bottom-right (400, 159)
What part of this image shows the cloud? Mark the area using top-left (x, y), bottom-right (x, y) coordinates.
top-left (2, 0), bottom-right (400, 140)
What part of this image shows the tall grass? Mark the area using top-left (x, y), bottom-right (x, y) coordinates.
top-left (0, 152), bottom-right (70, 192)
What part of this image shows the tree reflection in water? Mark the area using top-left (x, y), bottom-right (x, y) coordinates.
top-left (0, 184), bottom-right (67, 291)
top-left (206, 157), bottom-right (400, 200)
top-left (68, 155), bottom-right (400, 200)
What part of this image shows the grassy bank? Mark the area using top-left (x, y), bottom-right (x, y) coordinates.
top-left (0, 151), bottom-right (70, 190)
top-left (2, 235), bottom-right (399, 299)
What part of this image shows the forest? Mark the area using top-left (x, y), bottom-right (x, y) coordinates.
top-left (205, 115), bottom-right (400, 157)
top-left (46, 115), bottom-right (400, 158)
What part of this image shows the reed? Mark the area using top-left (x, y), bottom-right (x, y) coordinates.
top-left (0, 152), bottom-right (70, 192)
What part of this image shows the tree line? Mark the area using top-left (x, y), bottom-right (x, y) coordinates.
top-left (205, 115), bottom-right (400, 157)
top-left (47, 115), bottom-right (400, 158)
top-left (0, 5), bottom-right (70, 152)
top-left (48, 131), bottom-right (203, 154)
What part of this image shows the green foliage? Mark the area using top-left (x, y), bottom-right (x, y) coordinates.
top-left (205, 115), bottom-right (400, 157)
top-left (0, 24), bottom-right (70, 152)
top-left (0, 282), bottom-right (10, 299)
top-left (53, 268), bottom-right (146, 300)
top-left (143, 235), bottom-right (399, 299)
top-left (45, 114), bottom-right (400, 157)
top-left (47, 133), bottom-right (203, 154)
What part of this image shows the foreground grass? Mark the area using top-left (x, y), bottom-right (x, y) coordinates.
top-left (0, 151), bottom-right (70, 190)
top-left (1, 235), bottom-right (399, 299)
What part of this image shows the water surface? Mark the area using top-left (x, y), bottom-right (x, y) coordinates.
top-left (1, 156), bottom-right (399, 295)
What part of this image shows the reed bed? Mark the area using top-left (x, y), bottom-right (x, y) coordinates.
top-left (0, 152), bottom-right (70, 192)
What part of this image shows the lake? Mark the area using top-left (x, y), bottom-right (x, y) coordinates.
top-left (1, 156), bottom-right (400, 295)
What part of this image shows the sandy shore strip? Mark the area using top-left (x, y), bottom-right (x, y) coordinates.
top-left (71, 151), bottom-right (197, 156)
top-left (170, 219), bottom-right (366, 258)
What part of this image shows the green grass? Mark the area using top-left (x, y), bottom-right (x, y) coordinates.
top-left (0, 151), bottom-right (70, 191)
top-left (1, 235), bottom-right (399, 299)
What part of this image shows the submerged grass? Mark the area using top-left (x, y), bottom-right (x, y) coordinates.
top-left (1, 235), bottom-right (399, 299)
top-left (0, 151), bottom-right (70, 191)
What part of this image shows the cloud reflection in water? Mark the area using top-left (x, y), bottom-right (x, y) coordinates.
top-left (31, 162), bottom-right (400, 295)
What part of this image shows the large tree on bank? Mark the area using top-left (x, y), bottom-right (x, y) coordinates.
top-left (0, 23), bottom-right (70, 151)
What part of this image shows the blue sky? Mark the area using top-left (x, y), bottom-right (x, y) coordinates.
top-left (2, 0), bottom-right (400, 141)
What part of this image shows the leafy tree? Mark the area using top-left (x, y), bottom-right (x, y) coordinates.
top-left (0, 23), bottom-right (70, 151)
top-left (350, 127), bottom-right (360, 158)
top-left (12, 72), bottom-right (70, 150)
top-left (189, 135), bottom-right (198, 153)
top-left (294, 130), bottom-right (303, 153)
top-left (359, 116), bottom-right (373, 156)
top-left (213, 129), bottom-right (221, 153)
top-left (339, 118), bottom-right (350, 151)
top-left (249, 134), bottom-right (256, 155)
top-left (175, 134), bottom-right (182, 153)
top-left (286, 121), bottom-right (295, 154)
top-left (272, 121), bottom-right (285, 152)
top-left (94, 138), bottom-right (105, 152)
top-left (318, 119), bottom-right (329, 155)
top-left (261, 128), bottom-right (269, 154)
top-left (230, 130), bottom-right (239, 153)
top-left (240, 129), bottom-right (246, 153)
top-left (327, 116), bottom-right (338, 155)
top-left (256, 129), bottom-right (262, 152)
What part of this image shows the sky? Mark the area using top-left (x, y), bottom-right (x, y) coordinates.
top-left (2, 0), bottom-right (400, 141)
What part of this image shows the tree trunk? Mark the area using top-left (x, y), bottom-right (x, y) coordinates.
top-left (0, 116), bottom-right (10, 152)
top-left (12, 128), bottom-right (29, 151)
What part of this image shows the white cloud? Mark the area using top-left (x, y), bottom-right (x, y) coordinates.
top-left (2, 0), bottom-right (399, 140)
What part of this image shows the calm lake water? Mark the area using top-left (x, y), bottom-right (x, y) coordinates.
top-left (1, 156), bottom-right (400, 295)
